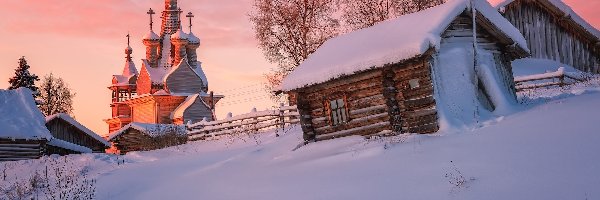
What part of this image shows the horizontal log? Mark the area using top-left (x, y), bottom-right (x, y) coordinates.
top-left (404, 122), bottom-right (439, 134)
top-left (316, 121), bottom-right (391, 141)
top-left (403, 95), bottom-right (436, 110)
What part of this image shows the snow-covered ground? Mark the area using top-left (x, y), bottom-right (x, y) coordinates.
top-left (2, 79), bottom-right (600, 200)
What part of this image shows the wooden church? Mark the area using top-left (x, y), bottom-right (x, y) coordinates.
top-left (105, 0), bottom-right (223, 134)
top-left (281, 0), bottom-right (529, 142)
top-left (492, 0), bottom-right (600, 73)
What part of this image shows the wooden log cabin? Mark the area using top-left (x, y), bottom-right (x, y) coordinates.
top-left (45, 113), bottom-right (111, 154)
top-left (492, 0), bottom-right (600, 73)
top-left (1, 88), bottom-right (108, 161)
top-left (281, 0), bottom-right (529, 142)
top-left (107, 122), bottom-right (187, 154)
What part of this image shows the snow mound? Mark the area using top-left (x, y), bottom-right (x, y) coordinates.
top-left (0, 88), bottom-right (52, 140)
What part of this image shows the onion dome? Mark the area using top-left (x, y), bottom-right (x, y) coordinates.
top-left (171, 29), bottom-right (189, 40)
top-left (143, 30), bottom-right (160, 41)
top-left (125, 45), bottom-right (133, 55)
top-left (187, 31), bottom-right (200, 45)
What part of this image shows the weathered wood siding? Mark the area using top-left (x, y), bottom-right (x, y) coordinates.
top-left (294, 54), bottom-right (439, 141)
top-left (391, 59), bottom-right (439, 133)
top-left (183, 97), bottom-right (214, 123)
top-left (137, 66), bottom-right (153, 95)
top-left (156, 96), bottom-right (186, 124)
top-left (503, 1), bottom-right (600, 73)
top-left (46, 119), bottom-right (107, 153)
top-left (0, 139), bottom-right (45, 161)
top-left (164, 63), bottom-right (204, 94)
top-left (132, 100), bottom-right (156, 123)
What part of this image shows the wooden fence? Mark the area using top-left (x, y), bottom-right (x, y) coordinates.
top-left (187, 105), bottom-right (300, 141)
top-left (514, 67), bottom-right (587, 91)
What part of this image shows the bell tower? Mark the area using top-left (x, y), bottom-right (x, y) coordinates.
top-left (160, 0), bottom-right (182, 36)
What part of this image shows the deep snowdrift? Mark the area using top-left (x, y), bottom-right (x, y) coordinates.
top-left (2, 81), bottom-right (600, 200)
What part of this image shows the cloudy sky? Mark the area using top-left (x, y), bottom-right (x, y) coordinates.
top-left (0, 0), bottom-right (598, 135)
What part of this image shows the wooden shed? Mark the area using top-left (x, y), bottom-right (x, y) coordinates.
top-left (492, 0), bottom-right (600, 73)
top-left (281, 0), bottom-right (529, 142)
top-left (107, 123), bottom-right (187, 154)
top-left (1, 88), bottom-right (107, 161)
top-left (45, 113), bottom-right (111, 153)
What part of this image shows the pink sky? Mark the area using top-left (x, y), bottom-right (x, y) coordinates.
top-left (0, 0), bottom-right (598, 135)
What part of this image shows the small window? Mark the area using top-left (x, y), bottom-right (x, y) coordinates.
top-left (409, 79), bottom-right (420, 89)
top-left (329, 98), bottom-right (348, 126)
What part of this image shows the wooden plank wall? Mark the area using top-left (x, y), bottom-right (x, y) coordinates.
top-left (299, 70), bottom-right (392, 141)
top-left (46, 119), bottom-right (107, 153)
top-left (0, 139), bottom-right (44, 161)
top-left (183, 97), bottom-right (214, 123)
top-left (392, 60), bottom-right (439, 134)
top-left (504, 1), bottom-right (600, 73)
top-left (164, 63), bottom-right (205, 94)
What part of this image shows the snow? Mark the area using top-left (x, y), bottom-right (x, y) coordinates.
top-left (121, 60), bottom-right (138, 78)
top-left (514, 67), bottom-right (565, 82)
top-left (171, 29), bottom-right (188, 40)
top-left (511, 58), bottom-right (580, 77)
top-left (4, 81), bottom-right (600, 199)
top-left (187, 31), bottom-right (200, 44)
top-left (192, 61), bottom-right (208, 88)
top-left (159, 34), bottom-right (172, 68)
top-left (47, 138), bottom-right (93, 153)
top-left (107, 122), bottom-right (185, 141)
top-left (46, 113), bottom-right (111, 147)
top-left (490, 0), bottom-right (600, 39)
top-left (170, 94), bottom-right (200, 119)
top-left (0, 88), bottom-right (52, 140)
top-left (143, 30), bottom-right (160, 40)
top-left (281, 0), bottom-right (528, 91)
top-left (142, 59), bottom-right (171, 84)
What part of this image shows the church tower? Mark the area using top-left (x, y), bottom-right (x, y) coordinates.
top-left (160, 0), bottom-right (182, 36)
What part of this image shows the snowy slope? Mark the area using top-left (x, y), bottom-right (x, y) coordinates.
top-left (2, 82), bottom-right (600, 200)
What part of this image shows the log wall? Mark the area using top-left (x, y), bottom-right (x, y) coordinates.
top-left (0, 139), bottom-right (45, 161)
top-left (294, 55), bottom-right (439, 142)
top-left (503, 1), bottom-right (600, 73)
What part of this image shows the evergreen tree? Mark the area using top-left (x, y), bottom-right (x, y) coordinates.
top-left (38, 73), bottom-right (76, 116)
top-left (8, 56), bottom-right (40, 97)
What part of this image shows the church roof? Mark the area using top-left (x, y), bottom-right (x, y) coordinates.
top-left (143, 30), bottom-right (160, 40)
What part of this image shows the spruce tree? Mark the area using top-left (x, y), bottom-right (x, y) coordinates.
top-left (8, 56), bottom-right (40, 97)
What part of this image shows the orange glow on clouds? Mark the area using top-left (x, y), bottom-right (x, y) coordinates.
top-left (0, 0), bottom-right (598, 135)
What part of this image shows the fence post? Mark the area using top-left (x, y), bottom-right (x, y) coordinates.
top-left (278, 103), bottom-right (285, 137)
top-left (559, 74), bottom-right (565, 87)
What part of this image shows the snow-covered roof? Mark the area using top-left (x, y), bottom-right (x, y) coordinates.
top-left (0, 88), bottom-right (52, 140)
top-left (490, 0), bottom-right (600, 40)
top-left (163, 58), bottom-right (206, 88)
top-left (47, 138), bottom-right (92, 153)
top-left (143, 30), bottom-right (160, 40)
top-left (45, 113), bottom-right (111, 147)
top-left (170, 94), bottom-right (212, 120)
top-left (188, 32), bottom-right (200, 44)
top-left (107, 122), bottom-right (185, 141)
top-left (122, 60), bottom-right (138, 78)
top-left (171, 29), bottom-right (189, 40)
top-left (142, 59), bottom-right (171, 84)
top-left (193, 61), bottom-right (208, 88)
top-left (281, 0), bottom-right (529, 91)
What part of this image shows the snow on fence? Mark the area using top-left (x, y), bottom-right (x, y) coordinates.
top-left (187, 105), bottom-right (300, 141)
top-left (514, 67), bottom-right (587, 91)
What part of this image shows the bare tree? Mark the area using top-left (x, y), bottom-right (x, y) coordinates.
top-left (38, 73), bottom-right (76, 116)
top-left (338, 0), bottom-right (445, 31)
top-left (250, 0), bottom-right (339, 92)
